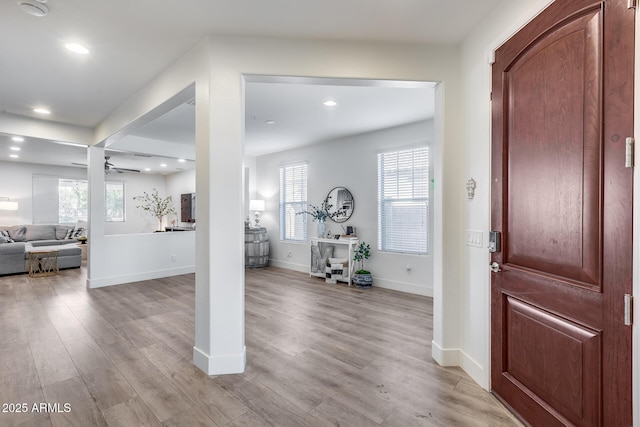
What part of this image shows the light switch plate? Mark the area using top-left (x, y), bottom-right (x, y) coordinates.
top-left (466, 230), bottom-right (483, 248)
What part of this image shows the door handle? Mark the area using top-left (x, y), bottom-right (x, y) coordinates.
top-left (490, 262), bottom-right (502, 273)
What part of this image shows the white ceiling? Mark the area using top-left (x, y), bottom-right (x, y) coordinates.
top-left (0, 0), bottom-right (500, 170)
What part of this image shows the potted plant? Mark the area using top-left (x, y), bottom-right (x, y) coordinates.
top-left (133, 188), bottom-right (176, 232)
top-left (297, 197), bottom-right (345, 237)
top-left (352, 241), bottom-right (372, 289)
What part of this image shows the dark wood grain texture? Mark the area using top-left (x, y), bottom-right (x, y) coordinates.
top-left (491, 0), bottom-right (633, 425)
top-left (0, 265), bottom-right (521, 426)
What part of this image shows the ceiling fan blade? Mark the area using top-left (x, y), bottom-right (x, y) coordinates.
top-left (113, 167), bottom-right (141, 173)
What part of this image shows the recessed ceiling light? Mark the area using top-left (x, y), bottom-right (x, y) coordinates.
top-left (33, 108), bottom-right (50, 115)
top-left (19, 1), bottom-right (48, 17)
top-left (323, 100), bottom-right (337, 107)
top-left (9, 154), bottom-right (19, 159)
top-left (65, 43), bottom-right (90, 55)
top-left (9, 147), bottom-right (20, 151)
top-left (11, 136), bottom-right (24, 142)
top-left (144, 168), bottom-right (151, 172)
top-left (160, 163), bottom-right (167, 168)
top-left (178, 159), bottom-right (186, 163)
top-left (265, 120), bottom-right (276, 125)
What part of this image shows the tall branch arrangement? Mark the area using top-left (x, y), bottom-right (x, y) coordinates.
top-left (297, 197), bottom-right (345, 222)
top-left (133, 188), bottom-right (176, 231)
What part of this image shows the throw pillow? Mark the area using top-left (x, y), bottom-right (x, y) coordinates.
top-left (0, 234), bottom-right (8, 244)
top-left (55, 225), bottom-right (73, 240)
top-left (0, 230), bottom-right (15, 243)
top-left (64, 228), bottom-right (74, 240)
top-left (7, 226), bottom-right (26, 242)
top-left (71, 227), bottom-right (85, 239)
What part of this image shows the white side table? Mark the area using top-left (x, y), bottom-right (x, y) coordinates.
top-left (309, 237), bottom-right (359, 285)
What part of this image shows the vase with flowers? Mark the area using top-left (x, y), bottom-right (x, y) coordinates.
top-left (133, 188), bottom-right (176, 232)
top-left (297, 197), bottom-right (345, 238)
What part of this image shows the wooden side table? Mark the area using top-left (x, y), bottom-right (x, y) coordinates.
top-left (28, 250), bottom-right (59, 277)
top-left (76, 242), bottom-right (88, 260)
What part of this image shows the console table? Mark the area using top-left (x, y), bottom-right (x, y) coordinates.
top-left (309, 237), bottom-right (359, 286)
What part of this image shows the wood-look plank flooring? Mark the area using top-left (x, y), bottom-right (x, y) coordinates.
top-left (0, 264), bottom-right (522, 426)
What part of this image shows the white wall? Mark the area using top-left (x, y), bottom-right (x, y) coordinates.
top-left (255, 120), bottom-right (435, 296)
top-left (104, 172), bottom-right (168, 234)
top-left (459, 0), bottom-right (553, 389)
top-left (0, 112), bottom-right (92, 146)
top-left (0, 160), bottom-right (176, 234)
top-left (0, 160), bottom-right (86, 225)
top-left (93, 35), bottom-right (465, 376)
top-left (86, 146), bottom-right (196, 289)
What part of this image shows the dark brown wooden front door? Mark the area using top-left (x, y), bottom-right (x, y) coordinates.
top-left (491, 1), bottom-right (634, 426)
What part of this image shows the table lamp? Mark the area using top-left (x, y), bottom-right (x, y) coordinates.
top-left (249, 199), bottom-right (265, 228)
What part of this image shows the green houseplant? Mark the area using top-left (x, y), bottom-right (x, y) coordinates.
top-left (352, 241), bottom-right (373, 289)
top-left (133, 188), bottom-right (176, 232)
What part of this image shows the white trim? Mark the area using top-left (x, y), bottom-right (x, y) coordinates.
top-left (431, 340), bottom-right (461, 366)
top-left (375, 140), bottom-right (430, 155)
top-left (193, 345), bottom-right (246, 375)
top-left (373, 277), bottom-right (433, 297)
top-left (460, 349), bottom-right (488, 390)
top-left (267, 259), bottom-right (308, 273)
top-left (86, 265), bottom-right (195, 288)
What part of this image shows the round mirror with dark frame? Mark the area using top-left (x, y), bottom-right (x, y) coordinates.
top-left (325, 187), bottom-right (354, 223)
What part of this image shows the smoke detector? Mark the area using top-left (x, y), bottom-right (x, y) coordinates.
top-left (18, 1), bottom-right (49, 17)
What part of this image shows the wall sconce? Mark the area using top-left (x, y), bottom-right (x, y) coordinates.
top-left (466, 178), bottom-right (477, 199)
top-left (249, 199), bottom-right (265, 228)
top-left (0, 197), bottom-right (18, 211)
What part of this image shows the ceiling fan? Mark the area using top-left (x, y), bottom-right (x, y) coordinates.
top-left (71, 156), bottom-right (141, 174)
top-left (104, 156), bottom-right (140, 174)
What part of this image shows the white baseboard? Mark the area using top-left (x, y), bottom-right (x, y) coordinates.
top-left (269, 262), bottom-right (433, 297)
top-left (268, 259), bottom-right (308, 273)
top-left (373, 277), bottom-right (433, 297)
top-left (432, 341), bottom-right (488, 390)
top-left (459, 349), bottom-right (489, 390)
top-left (193, 345), bottom-right (246, 375)
top-left (86, 265), bottom-right (196, 288)
top-left (431, 340), bottom-right (460, 366)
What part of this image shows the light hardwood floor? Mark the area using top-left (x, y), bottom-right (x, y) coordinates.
top-left (0, 264), bottom-right (522, 426)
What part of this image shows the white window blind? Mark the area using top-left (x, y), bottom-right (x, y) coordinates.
top-left (279, 163), bottom-right (308, 241)
top-left (105, 181), bottom-right (125, 222)
top-left (377, 147), bottom-right (429, 254)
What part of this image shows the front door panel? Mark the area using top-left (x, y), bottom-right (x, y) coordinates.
top-left (491, 1), bottom-right (633, 426)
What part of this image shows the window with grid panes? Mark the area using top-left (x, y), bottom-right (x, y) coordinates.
top-left (377, 147), bottom-right (428, 254)
top-left (279, 163), bottom-right (308, 241)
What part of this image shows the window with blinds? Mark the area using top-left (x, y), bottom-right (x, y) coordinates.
top-left (279, 163), bottom-right (308, 241)
top-left (377, 147), bottom-right (429, 255)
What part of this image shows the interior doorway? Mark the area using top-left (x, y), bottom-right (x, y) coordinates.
top-left (242, 75), bottom-right (438, 298)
